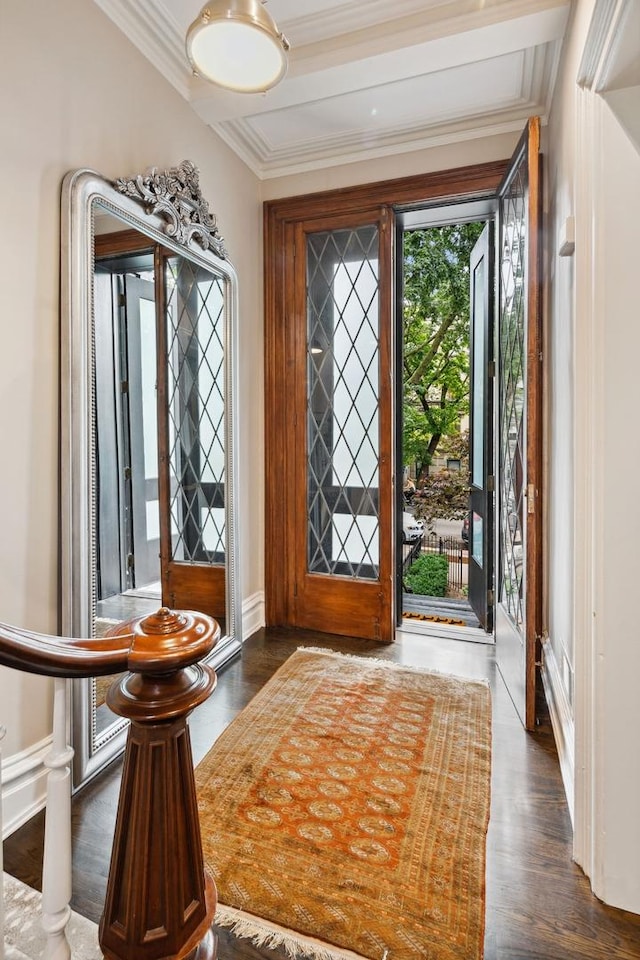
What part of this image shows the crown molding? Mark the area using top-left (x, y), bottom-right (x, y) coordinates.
top-left (283, 0), bottom-right (567, 48)
top-left (94, 0), bottom-right (191, 98)
top-left (91, 0), bottom-right (563, 182)
top-left (577, 0), bottom-right (631, 91)
top-left (283, 0), bottom-right (461, 45)
top-left (216, 109), bottom-right (538, 180)
top-left (286, 0), bottom-right (569, 79)
top-left (212, 39), bottom-right (551, 177)
top-left (190, 8), bottom-right (568, 125)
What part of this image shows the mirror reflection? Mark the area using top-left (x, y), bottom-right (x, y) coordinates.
top-left (61, 166), bottom-right (242, 783)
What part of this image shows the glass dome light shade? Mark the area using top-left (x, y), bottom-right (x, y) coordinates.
top-left (186, 0), bottom-right (289, 93)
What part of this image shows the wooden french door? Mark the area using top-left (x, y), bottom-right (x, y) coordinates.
top-left (265, 162), bottom-right (510, 643)
top-left (156, 248), bottom-right (227, 619)
top-left (285, 209), bottom-right (394, 641)
top-left (495, 117), bottom-right (542, 730)
top-left (467, 223), bottom-right (495, 631)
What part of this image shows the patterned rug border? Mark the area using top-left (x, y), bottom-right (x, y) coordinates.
top-left (297, 646), bottom-right (490, 690)
top-left (215, 904), bottom-right (371, 960)
top-left (200, 646), bottom-right (492, 960)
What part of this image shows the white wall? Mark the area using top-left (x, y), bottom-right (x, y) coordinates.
top-left (545, 0), bottom-right (640, 914)
top-left (589, 95), bottom-right (640, 911)
top-left (0, 0), bottom-right (262, 821)
top-left (540, 0), bottom-right (595, 806)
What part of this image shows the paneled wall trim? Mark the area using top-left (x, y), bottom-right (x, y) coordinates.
top-left (1, 735), bottom-right (51, 839)
top-left (541, 638), bottom-right (575, 821)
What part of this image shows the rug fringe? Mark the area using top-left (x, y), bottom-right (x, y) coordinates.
top-left (297, 645), bottom-right (490, 688)
top-left (215, 904), bottom-right (369, 960)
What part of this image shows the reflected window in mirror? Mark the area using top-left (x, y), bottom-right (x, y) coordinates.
top-left (61, 166), bottom-right (242, 788)
top-left (94, 226), bottom-right (160, 641)
top-left (160, 252), bottom-right (227, 623)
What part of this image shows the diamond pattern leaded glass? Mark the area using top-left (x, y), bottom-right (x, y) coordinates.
top-left (306, 226), bottom-right (380, 579)
top-left (165, 255), bottom-right (226, 564)
top-left (499, 163), bottom-right (527, 628)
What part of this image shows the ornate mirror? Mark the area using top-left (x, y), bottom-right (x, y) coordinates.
top-left (61, 163), bottom-right (242, 787)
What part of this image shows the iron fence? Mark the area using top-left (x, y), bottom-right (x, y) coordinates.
top-left (404, 533), bottom-right (468, 591)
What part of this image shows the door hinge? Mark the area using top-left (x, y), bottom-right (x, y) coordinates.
top-left (124, 466), bottom-right (131, 480)
top-left (121, 380), bottom-right (129, 393)
top-left (487, 474), bottom-right (495, 492)
top-left (527, 482), bottom-right (535, 514)
top-left (127, 553), bottom-right (135, 570)
top-left (118, 292), bottom-right (126, 308)
top-left (487, 589), bottom-right (495, 607)
top-left (487, 360), bottom-right (496, 378)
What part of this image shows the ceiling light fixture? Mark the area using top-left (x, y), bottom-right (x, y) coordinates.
top-left (186, 0), bottom-right (290, 94)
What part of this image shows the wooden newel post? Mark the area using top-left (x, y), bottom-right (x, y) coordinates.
top-left (99, 608), bottom-right (221, 960)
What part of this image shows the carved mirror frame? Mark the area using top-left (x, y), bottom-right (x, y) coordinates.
top-left (60, 164), bottom-right (242, 787)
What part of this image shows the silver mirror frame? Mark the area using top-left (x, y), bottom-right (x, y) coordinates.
top-left (60, 166), bottom-right (242, 787)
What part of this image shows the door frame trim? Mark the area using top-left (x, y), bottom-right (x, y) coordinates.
top-left (495, 118), bottom-right (543, 730)
top-left (264, 160), bottom-right (508, 629)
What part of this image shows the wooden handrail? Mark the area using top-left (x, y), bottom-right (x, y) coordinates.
top-left (0, 607), bottom-right (221, 960)
top-left (0, 608), bottom-right (215, 677)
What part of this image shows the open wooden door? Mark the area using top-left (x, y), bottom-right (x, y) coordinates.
top-left (495, 117), bottom-right (542, 729)
top-left (467, 223), bottom-right (495, 632)
top-left (287, 208), bottom-right (395, 641)
top-left (156, 248), bottom-right (227, 619)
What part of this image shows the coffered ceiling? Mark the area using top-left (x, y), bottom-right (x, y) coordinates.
top-left (94, 0), bottom-right (571, 179)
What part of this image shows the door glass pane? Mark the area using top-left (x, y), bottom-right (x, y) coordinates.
top-left (140, 297), bottom-right (159, 483)
top-left (471, 258), bottom-right (485, 489)
top-left (133, 292), bottom-right (161, 585)
top-left (499, 165), bottom-right (527, 628)
top-left (306, 225), bottom-right (380, 579)
top-left (165, 255), bottom-right (226, 564)
top-left (472, 511), bottom-right (483, 566)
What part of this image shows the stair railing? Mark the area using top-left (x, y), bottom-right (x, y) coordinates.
top-left (0, 607), bottom-right (220, 960)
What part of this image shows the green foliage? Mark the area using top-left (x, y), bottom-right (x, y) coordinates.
top-left (414, 468), bottom-right (469, 529)
top-left (438, 429), bottom-right (470, 463)
top-left (403, 222), bottom-right (484, 478)
top-left (413, 430), bottom-right (470, 529)
top-left (404, 553), bottom-right (449, 597)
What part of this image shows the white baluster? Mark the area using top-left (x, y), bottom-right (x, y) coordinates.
top-left (41, 679), bottom-right (73, 960)
top-left (1, 722), bottom-right (6, 960)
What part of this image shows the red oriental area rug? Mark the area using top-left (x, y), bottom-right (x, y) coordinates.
top-left (196, 648), bottom-right (492, 960)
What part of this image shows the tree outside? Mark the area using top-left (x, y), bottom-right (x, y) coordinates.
top-left (402, 222), bottom-right (484, 531)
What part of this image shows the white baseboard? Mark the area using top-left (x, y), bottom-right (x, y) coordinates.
top-left (242, 591), bottom-right (265, 639)
top-left (1, 736), bottom-right (52, 839)
top-left (540, 637), bottom-right (575, 823)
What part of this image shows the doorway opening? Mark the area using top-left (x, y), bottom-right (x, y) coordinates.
top-left (94, 247), bottom-right (162, 635)
top-left (396, 200), bottom-right (496, 639)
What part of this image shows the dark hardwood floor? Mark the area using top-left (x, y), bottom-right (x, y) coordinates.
top-left (5, 626), bottom-right (640, 959)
